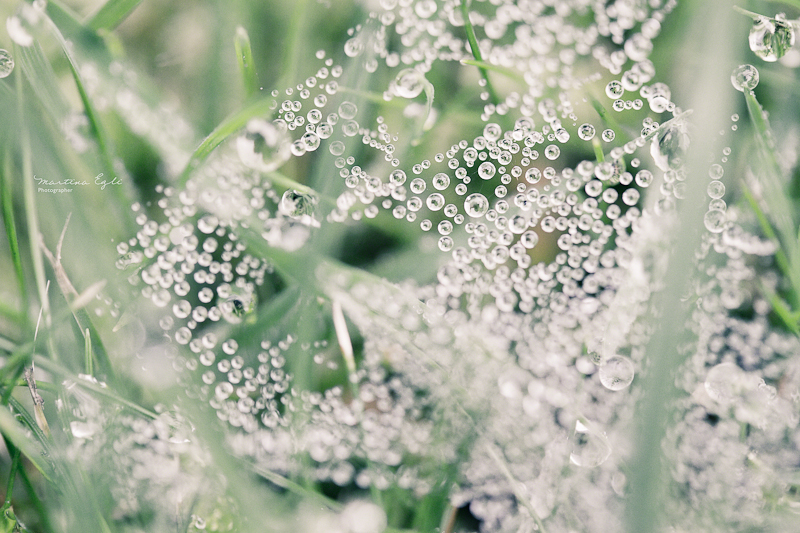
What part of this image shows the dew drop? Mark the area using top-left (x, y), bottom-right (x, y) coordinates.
top-left (704, 209), bottom-right (727, 233)
top-left (749, 15), bottom-right (795, 62)
top-left (391, 68), bottom-right (426, 98)
top-left (236, 119), bottom-right (291, 172)
top-left (426, 193), bottom-right (445, 211)
top-left (464, 193), bottom-right (489, 218)
top-left (478, 161), bottom-right (496, 180)
top-left (578, 123), bottom-right (596, 141)
top-left (569, 419), bottom-right (612, 468)
top-left (432, 172), bottom-right (450, 190)
top-left (651, 124), bottom-right (689, 171)
top-left (410, 177), bottom-right (426, 194)
top-left (605, 80), bottom-right (624, 99)
top-left (601, 129), bottom-right (615, 142)
top-left (0, 49), bottom-right (14, 78)
top-left (598, 356), bottom-right (635, 391)
top-left (731, 64), bottom-right (759, 92)
top-left (544, 145), bottom-right (560, 160)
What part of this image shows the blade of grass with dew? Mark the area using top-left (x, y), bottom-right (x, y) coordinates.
top-left (39, 220), bottom-right (118, 385)
top-left (234, 26), bottom-right (258, 99)
top-left (15, 42), bottom-right (70, 125)
top-left (590, 96), bottom-right (631, 144)
top-left (15, 44), bottom-right (52, 350)
top-left (43, 14), bottom-right (134, 234)
top-left (625, 1), bottom-right (737, 531)
top-left (743, 89), bottom-right (800, 308)
top-left (34, 357), bottom-right (157, 420)
top-left (0, 406), bottom-right (51, 481)
top-left (741, 181), bottom-right (800, 316)
top-left (460, 59), bottom-right (526, 83)
top-left (86, 0), bottom-right (143, 31)
top-left (178, 97), bottom-right (277, 184)
top-left (1, 152), bottom-right (28, 324)
top-left (281, 0), bottom-right (310, 88)
top-left (460, 0), bottom-right (499, 105)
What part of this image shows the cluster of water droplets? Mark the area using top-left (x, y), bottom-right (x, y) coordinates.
top-left (89, 0), bottom-right (800, 531)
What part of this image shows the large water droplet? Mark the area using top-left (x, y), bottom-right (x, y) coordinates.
top-left (703, 209), bottom-right (727, 233)
top-left (749, 15), bottom-right (795, 62)
top-left (0, 49), bottom-right (14, 78)
top-left (391, 68), bottom-right (425, 98)
top-left (650, 124), bottom-right (689, 171)
top-left (598, 355), bottom-right (635, 391)
top-left (279, 190), bottom-right (319, 226)
top-left (569, 419), bottom-right (612, 468)
top-left (236, 119), bottom-right (291, 172)
top-left (731, 64), bottom-right (759, 92)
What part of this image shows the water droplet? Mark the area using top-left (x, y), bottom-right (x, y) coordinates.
top-left (704, 209), bottom-right (727, 233)
top-left (391, 68), bottom-right (426, 98)
top-left (236, 119), bottom-right (291, 172)
top-left (601, 129), bottom-right (615, 142)
top-left (338, 101), bottom-right (358, 119)
top-left (0, 49), bottom-right (14, 78)
top-left (388, 169), bottom-right (406, 187)
top-left (279, 190), bottom-right (318, 222)
top-left (634, 169), bottom-right (653, 187)
top-left (544, 144), bottom-right (560, 160)
top-left (464, 193), bottom-right (489, 218)
top-left (605, 80), bottom-right (624, 99)
top-left (438, 236), bottom-right (453, 251)
top-left (569, 419), bottom-right (612, 468)
top-left (329, 140), bottom-right (346, 156)
top-left (578, 123), bottom-right (596, 141)
top-left (731, 64), bottom-right (759, 92)
top-left (426, 193), bottom-right (445, 211)
top-left (432, 172), bottom-right (450, 190)
top-left (598, 355), bottom-right (635, 391)
top-left (410, 177), bottom-right (426, 193)
top-left (651, 124), bottom-right (689, 171)
top-left (483, 122), bottom-right (502, 141)
top-left (478, 161), bottom-right (496, 180)
top-left (6, 16), bottom-right (34, 47)
top-left (707, 180), bottom-right (725, 199)
top-left (749, 15), bottom-right (795, 62)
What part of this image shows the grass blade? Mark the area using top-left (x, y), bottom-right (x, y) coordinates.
top-left (743, 89), bottom-right (800, 307)
top-left (0, 406), bottom-right (51, 481)
top-left (234, 26), bottom-right (258, 99)
top-left (178, 97), bottom-right (276, 184)
top-left (460, 0), bottom-right (499, 105)
top-left (1, 150), bottom-right (27, 323)
top-left (86, 0), bottom-right (143, 31)
top-left (34, 357), bottom-right (157, 420)
top-left (15, 44), bottom-right (52, 342)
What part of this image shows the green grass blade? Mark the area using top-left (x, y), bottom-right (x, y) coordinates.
top-left (86, 0), bottom-right (143, 31)
top-left (0, 406), bottom-right (51, 481)
top-left (281, 0), bottom-right (310, 86)
top-left (15, 44), bottom-right (52, 341)
top-left (460, 0), bottom-right (499, 105)
top-left (15, 42), bottom-right (69, 123)
top-left (234, 26), bottom-right (258, 99)
top-left (460, 59), bottom-right (525, 83)
top-left (178, 97), bottom-right (276, 185)
top-left (1, 152), bottom-right (27, 322)
top-left (33, 357), bottom-right (157, 420)
top-left (744, 89), bottom-right (800, 307)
